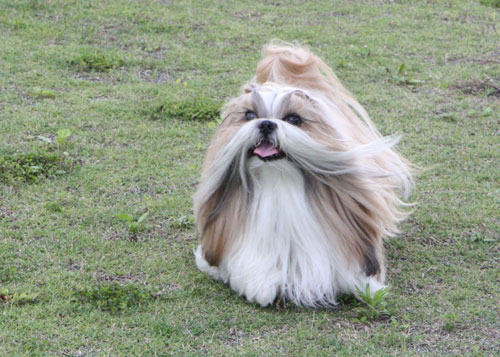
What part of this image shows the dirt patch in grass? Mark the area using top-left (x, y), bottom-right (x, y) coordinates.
top-left (138, 69), bottom-right (173, 83)
top-left (413, 323), bottom-right (500, 354)
top-left (72, 72), bottom-right (105, 81)
top-left (453, 77), bottom-right (500, 97)
top-left (93, 271), bottom-right (146, 283)
top-left (233, 10), bottom-right (263, 21)
top-left (446, 50), bottom-right (500, 65)
top-left (221, 328), bottom-right (249, 347)
top-left (0, 206), bottom-right (16, 223)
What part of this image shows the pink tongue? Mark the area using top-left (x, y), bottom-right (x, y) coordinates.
top-left (254, 141), bottom-right (279, 157)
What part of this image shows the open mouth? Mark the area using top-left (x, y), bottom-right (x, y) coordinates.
top-left (251, 140), bottom-right (285, 161)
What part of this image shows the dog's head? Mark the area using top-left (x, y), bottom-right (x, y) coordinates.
top-left (217, 82), bottom-right (343, 165)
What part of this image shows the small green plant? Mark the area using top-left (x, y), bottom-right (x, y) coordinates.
top-left (11, 20), bottom-right (27, 30)
top-left (37, 128), bottom-right (72, 148)
top-left (68, 48), bottom-right (124, 72)
top-left (354, 284), bottom-right (391, 322)
top-left (45, 201), bottom-right (64, 213)
top-left (443, 313), bottom-right (459, 331)
top-left (0, 151), bottom-right (70, 184)
top-left (172, 215), bottom-right (194, 230)
top-left (437, 112), bottom-right (458, 122)
top-left (0, 288), bottom-right (39, 305)
top-left (387, 64), bottom-right (424, 86)
top-left (115, 211), bottom-right (149, 236)
top-left (74, 283), bottom-right (153, 313)
top-left (56, 128), bottom-right (72, 145)
top-left (153, 320), bottom-right (183, 338)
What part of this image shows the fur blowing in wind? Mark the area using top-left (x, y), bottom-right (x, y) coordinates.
top-left (194, 43), bottom-right (413, 307)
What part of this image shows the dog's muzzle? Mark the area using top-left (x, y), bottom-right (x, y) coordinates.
top-left (250, 120), bottom-right (285, 161)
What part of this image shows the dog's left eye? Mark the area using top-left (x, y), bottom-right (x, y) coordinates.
top-left (283, 114), bottom-right (303, 126)
top-left (245, 111), bottom-right (258, 120)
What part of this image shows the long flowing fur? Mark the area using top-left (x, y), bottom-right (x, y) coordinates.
top-left (194, 44), bottom-right (413, 307)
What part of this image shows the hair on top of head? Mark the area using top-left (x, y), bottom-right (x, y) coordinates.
top-left (255, 41), bottom-right (381, 139)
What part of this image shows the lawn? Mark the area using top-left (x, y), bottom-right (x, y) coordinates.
top-left (0, 0), bottom-right (499, 355)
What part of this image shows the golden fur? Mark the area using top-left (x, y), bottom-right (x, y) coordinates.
top-left (194, 43), bottom-right (413, 306)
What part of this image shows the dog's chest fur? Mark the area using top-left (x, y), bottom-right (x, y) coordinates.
top-left (198, 160), bottom-right (370, 307)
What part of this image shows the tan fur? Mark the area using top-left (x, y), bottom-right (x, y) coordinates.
top-left (197, 188), bottom-right (244, 266)
top-left (194, 43), bottom-right (413, 304)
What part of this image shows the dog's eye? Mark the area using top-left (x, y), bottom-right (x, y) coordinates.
top-left (245, 111), bottom-right (258, 120)
top-left (283, 114), bottom-right (303, 126)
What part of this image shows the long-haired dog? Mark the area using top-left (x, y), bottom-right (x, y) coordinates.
top-left (194, 44), bottom-right (413, 307)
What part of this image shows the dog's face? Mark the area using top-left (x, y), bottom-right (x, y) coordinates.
top-left (207, 83), bottom-right (357, 183)
top-left (234, 83), bottom-right (342, 155)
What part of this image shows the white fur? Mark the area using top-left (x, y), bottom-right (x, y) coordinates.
top-left (196, 158), bottom-right (385, 307)
top-left (194, 83), bottom-right (406, 307)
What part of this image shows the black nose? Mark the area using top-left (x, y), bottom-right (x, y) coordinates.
top-left (258, 120), bottom-right (277, 135)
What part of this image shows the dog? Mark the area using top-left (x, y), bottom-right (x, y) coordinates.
top-left (193, 44), bottom-right (413, 307)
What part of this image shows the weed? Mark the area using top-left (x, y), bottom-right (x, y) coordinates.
top-left (354, 284), bottom-right (391, 322)
top-left (443, 313), bottom-right (459, 331)
top-left (455, 78), bottom-right (500, 98)
top-left (11, 20), bottom-right (27, 30)
top-left (150, 96), bottom-right (221, 121)
top-left (0, 151), bottom-right (70, 184)
top-left (37, 128), bottom-right (72, 149)
top-left (387, 64), bottom-right (424, 86)
top-left (437, 112), bottom-right (458, 122)
top-left (74, 283), bottom-right (155, 313)
top-left (68, 48), bottom-right (124, 72)
top-left (0, 266), bottom-right (19, 283)
top-left (0, 289), bottom-right (39, 305)
top-left (56, 129), bottom-right (72, 145)
top-left (172, 215), bottom-right (194, 230)
top-left (115, 211), bottom-right (149, 237)
top-left (44, 201), bottom-right (63, 213)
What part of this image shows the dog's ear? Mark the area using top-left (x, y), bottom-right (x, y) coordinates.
top-left (195, 161), bottom-right (245, 267)
top-left (308, 176), bottom-right (390, 278)
top-left (197, 193), bottom-right (244, 266)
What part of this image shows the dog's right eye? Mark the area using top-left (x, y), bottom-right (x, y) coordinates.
top-left (245, 111), bottom-right (258, 120)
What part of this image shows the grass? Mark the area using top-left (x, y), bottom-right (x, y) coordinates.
top-left (1, 0), bottom-right (499, 355)
top-left (0, 150), bottom-right (73, 184)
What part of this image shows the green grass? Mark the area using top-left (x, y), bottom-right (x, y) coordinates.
top-left (1, 0), bottom-right (499, 355)
top-left (0, 150), bottom-right (73, 184)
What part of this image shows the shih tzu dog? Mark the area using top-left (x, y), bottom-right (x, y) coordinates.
top-left (194, 44), bottom-right (413, 307)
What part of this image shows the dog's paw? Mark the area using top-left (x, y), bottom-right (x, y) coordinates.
top-left (247, 287), bottom-right (279, 307)
top-left (228, 276), bottom-right (278, 307)
top-left (194, 245), bottom-right (222, 280)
